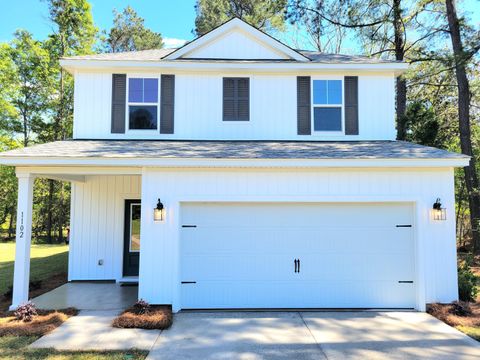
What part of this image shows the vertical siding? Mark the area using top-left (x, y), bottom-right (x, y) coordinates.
top-left (69, 175), bottom-right (141, 280)
top-left (73, 72), bottom-right (396, 141)
top-left (138, 168), bottom-right (457, 309)
top-left (183, 30), bottom-right (289, 59)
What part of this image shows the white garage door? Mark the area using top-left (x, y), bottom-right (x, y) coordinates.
top-left (180, 202), bottom-right (415, 309)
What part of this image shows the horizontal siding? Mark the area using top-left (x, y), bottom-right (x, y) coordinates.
top-left (73, 72), bottom-right (396, 141)
top-left (68, 175), bottom-right (141, 281)
top-left (138, 168), bottom-right (457, 308)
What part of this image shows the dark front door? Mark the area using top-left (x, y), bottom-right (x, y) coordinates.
top-left (123, 199), bottom-right (141, 276)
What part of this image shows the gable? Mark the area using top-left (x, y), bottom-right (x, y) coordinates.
top-left (181, 29), bottom-right (290, 60)
top-left (165, 18), bottom-right (309, 62)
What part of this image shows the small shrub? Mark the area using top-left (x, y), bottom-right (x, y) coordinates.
top-left (133, 299), bottom-right (150, 315)
top-left (458, 255), bottom-right (479, 302)
top-left (450, 301), bottom-right (472, 316)
top-left (14, 302), bottom-right (38, 322)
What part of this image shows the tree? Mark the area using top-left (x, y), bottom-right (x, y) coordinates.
top-left (103, 6), bottom-right (163, 52)
top-left (41, 0), bottom-right (96, 243)
top-left (445, 0), bottom-right (480, 254)
top-left (0, 30), bottom-right (51, 146)
top-left (194, 0), bottom-right (287, 36)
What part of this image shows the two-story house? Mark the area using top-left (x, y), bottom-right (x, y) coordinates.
top-left (0, 18), bottom-right (468, 312)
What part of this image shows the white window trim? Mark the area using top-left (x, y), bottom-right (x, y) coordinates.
top-left (126, 75), bottom-right (160, 132)
top-left (129, 202), bottom-right (141, 253)
top-left (311, 77), bottom-right (344, 135)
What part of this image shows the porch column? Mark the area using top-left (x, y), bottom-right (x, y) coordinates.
top-left (10, 172), bottom-right (34, 310)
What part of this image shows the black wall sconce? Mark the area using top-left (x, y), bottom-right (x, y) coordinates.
top-left (431, 198), bottom-right (446, 221)
top-left (154, 199), bottom-right (165, 222)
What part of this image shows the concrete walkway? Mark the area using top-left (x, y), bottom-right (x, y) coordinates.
top-left (30, 309), bottom-right (161, 351)
top-left (147, 312), bottom-right (480, 360)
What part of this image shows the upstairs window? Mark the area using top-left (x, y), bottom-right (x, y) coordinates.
top-left (223, 77), bottom-right (250, 121)
top-left (312, 80), bottom-right (343, 132)
top-left (128, 78), bottom-right (159, 130)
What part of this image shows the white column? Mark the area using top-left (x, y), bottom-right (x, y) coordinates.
top-left (10, 173), bottom-right (34, 310)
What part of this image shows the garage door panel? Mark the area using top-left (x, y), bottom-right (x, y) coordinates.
top-left (181, 202), bottom-right (415, 309)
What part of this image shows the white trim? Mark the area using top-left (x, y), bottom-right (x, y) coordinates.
top-left (311, 77), bottom-right (344, 135)
top-left (164, 18), bottom-right (309, 62)
top-left (1, 157), bottom-right (470, 168)
top-left (60, 59), bottom-right (408, 75)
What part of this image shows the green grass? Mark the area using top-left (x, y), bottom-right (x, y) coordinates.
top-left (457, 325), bottom-right (480, 341)
top-left (0, 336), bottom-right (148, 359)
top-left (0, 243), bottom-right (68, 295)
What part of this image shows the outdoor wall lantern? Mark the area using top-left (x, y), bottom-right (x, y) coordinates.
top-left (154, 199), bottom-right (165, 222)
top-left (431, 198), bottom-right (447, 221)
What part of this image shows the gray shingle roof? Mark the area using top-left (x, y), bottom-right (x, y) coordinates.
top-left (0, 140), bottom-right (467, 160)
top-left (62, 48), bottom-right (399, 64)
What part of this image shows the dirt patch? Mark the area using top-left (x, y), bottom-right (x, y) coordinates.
top-left (112, 305), bottom-right (172, 330)
top-left (0, 308), bottom-right (78, 336)
top-left (0, 272), bottom-right (67, 314)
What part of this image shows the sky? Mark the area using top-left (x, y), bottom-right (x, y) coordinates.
top-left (0, 0), bottom-right (198, 46)
top-left (0, 0), bottom-right (478, 51)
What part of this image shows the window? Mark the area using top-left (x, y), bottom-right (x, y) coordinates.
top-left (129, 203), bottom-right (141, 252)
top-left (128, 78), bottom-right (159, 130)
top-left (312, 80), bottom-right (342, 132)
top-left (223, 77), bottom-right (250, 121)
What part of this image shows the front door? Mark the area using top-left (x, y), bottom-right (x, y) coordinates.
top-left (123, 200), bottom-right (141, 276)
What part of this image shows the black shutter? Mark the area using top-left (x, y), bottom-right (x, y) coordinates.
top-left (160, 74), bottom-right (175, 134)
top-left (223, 77), bottom-right (249, 121)
top-left (344, 76), bottom-right (359, 135)
top-left (297, 76), bottom-right (311, 135)
top-left (111, 74), bottom-right (126, 133)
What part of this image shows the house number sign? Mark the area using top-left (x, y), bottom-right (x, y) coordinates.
top-left (19, 212), bottom-right (24, 239)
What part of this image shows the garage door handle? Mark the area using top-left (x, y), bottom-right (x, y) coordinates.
top-left (298, 259), bottom-right (301, 273)
top-left (294, 259), bottom-right (298, 273)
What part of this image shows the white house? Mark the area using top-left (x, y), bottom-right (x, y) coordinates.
top-left (0, 18), bottom-right (469, 312)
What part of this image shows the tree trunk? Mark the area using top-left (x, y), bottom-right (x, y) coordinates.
top-left (445, 0), bottom-right (480, 254)
top-left (46, 180), bottom-right (54, 243)
top-left (393, 0), bottom-right (407, 140)
top-left (8, 208), bottom-right (15, 240)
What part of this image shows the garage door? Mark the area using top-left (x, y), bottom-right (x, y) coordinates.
top-left (180, 202), bottom-right (415, 309)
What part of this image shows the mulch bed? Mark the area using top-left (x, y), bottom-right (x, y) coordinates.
top-left (0, 308), bottom-right (78, 336)
top-left (112, 305), bottom-right (172, 330)
top-left (427, 302), bottom-right (480, 328)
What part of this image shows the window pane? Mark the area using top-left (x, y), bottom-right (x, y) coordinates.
top-left (129, 78), bottom-right (143, 102)
top-left (130, 204), bottom-right (141, 252)
top-left (314, 107), bottom-right (342, 131)
top-left (144, 79), bottom-right (158, 102)
top-left (328, 80), bottom-right (342, 104)
top-left (313, 80), bottom-right (328, 104)
top-left (129, 105), bottom-right (157, 129)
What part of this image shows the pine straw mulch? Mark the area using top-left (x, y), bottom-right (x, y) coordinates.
top-left (112, 305), bottom-right (172, 330)
top-left (427, 302), bottom-right (480, 328)
top-left (0, 308), bottom-right (78, 337)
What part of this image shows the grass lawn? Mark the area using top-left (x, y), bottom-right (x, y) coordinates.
top-left (0, 242), bottom-right (68, 295)
top-left (0, 336), bottom-right (147, 359)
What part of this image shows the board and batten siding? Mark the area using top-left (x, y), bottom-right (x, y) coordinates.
top-left (68, 175), bottom-right (141, 281)
top-left (73, 71), bottom-right (395, 141)
top-left (139, 167), bottom-right (457, 311)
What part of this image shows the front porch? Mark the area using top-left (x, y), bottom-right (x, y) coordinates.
top-left (10, 167), bottom-right (144, 310)
top-left (32, 282), bottom-right (138, 310)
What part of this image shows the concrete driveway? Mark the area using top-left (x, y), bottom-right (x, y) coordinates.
top-left (147, 311), bottom-right (480, 360)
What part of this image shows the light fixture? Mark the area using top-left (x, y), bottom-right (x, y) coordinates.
top-left (154, 199), bottom-right (165, 222)
top-left (431, 198), bottom-right (446, 221)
